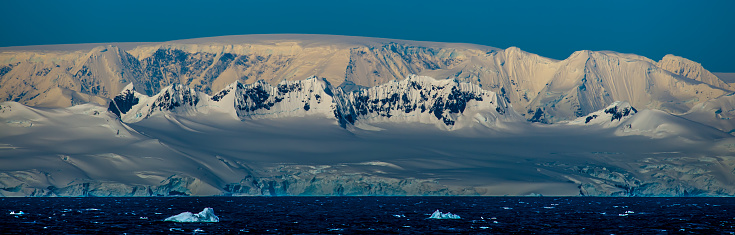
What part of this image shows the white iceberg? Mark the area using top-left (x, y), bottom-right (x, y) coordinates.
top-left (9, 211), bottom-right (25, 215)
top-left (164, 208), bottom-right (220, 222)
top-left (428, 210), bottom-right (461, 219)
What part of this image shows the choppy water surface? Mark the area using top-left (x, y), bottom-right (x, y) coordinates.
top-left (2, 197), bottom-right (734, 234)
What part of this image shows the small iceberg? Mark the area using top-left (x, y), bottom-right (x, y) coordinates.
top-left (9, 211), bottom-right (25, 215)
top-left (428, 210), bottom-right (461, 219)
top-left (164, 208), bottom-right (219, 222)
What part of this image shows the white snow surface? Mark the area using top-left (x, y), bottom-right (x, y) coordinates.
top-left (428, 210), bottom-right (461, 219)
top-left (680, 92), bottom-right (735, 134)
top-left (616, 109), bottom-right (729, 140)
top-left (164, 208), bottom-right (219, 223)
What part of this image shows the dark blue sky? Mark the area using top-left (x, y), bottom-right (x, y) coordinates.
top-left (1, 0), bottom-right (733, 71)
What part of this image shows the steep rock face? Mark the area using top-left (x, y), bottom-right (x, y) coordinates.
top-left (71, 45), bottom-right (145, 98)
top-left (107, 84), bottom-right (139, 118)
top-left (344, 42), bottom-right (465, 87)
top-left (341, 75), bottom-right (516, 129)
top-left (233, 77), bottom-right (337, 120)
top-left (0, 45), bottom-right (143, 107)
top-left (130, 44), bottom-right (340, 96)
top-left (139, 48), bottom-right (217, 96)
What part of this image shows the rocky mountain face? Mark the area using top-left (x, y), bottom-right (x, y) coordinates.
top-left (1, 35), bottom-right (731, 123)
top-left (109, 75), bottom-right (516, 129)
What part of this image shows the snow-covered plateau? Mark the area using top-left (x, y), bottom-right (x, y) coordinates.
top-left (0, 35), bottom-right (734, 197)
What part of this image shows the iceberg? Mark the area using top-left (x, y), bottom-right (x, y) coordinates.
top-left (164, 208), bottom-right (219, 222)
top-left (428, 210), bottom-right (461, 219)
top-left (9, 211), bottom-right (25, 215)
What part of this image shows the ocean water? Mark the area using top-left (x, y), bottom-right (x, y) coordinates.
top-left (2, 197), bottom-right (734, 234)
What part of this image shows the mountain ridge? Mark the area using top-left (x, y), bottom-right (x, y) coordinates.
top-left (109, 75), bottom-right (518, 130)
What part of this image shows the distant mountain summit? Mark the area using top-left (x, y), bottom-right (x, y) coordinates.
top-left (0, 34), bottom-right (731, 124)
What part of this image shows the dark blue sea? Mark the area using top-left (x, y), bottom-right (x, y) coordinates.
top-left (2, 197), bottom-right (734, 234)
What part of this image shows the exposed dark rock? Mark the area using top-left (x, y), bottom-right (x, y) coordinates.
top-left (585, 114), bottom-right (598, 123)
top-left (108, 89), bottom-right (139, 117)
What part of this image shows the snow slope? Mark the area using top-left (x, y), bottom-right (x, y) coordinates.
top-left (680, 92), bottom-right (735, 134)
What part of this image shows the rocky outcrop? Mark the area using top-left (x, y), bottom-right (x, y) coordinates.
top-left (567, 101), bottom-right (637, 127)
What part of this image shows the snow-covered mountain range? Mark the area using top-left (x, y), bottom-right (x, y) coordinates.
top-left (1, 34), bottom-right (731, 123)
top-left (0, 35), bottom-right (734, 197)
